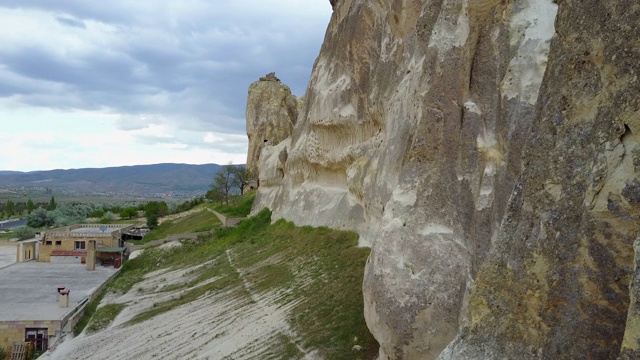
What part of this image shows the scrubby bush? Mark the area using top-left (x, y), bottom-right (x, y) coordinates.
top-left (26, 208), bottom-right (54, 228)
top-left (13, 226), bottom-right (37, 240)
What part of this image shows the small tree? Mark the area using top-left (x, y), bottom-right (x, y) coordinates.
top-left (47, 196), bottom-right (57, 211)
top-left (205, 188), bottom-right (225, 203)
top-left (89, 209), bottom-right (105, 218)
top-left (230, 167), bottom-right (254, 196)
top-left (211, 163), bottom-right (237, 205)
top-left (146, 213), bottom-right (159, 229)
top-left (144, 201), bottom-right (168, 229)
top-left (14, 226), bottom-right (37, 240)
top-left (120, 207), bottom-right (138, 220)
top-left (26, 208), bottom-right (55, 228)
top-left (99, 211), bottom-right (117, 224)
top-left (26, 199), bottom-right (35, 214)
top-left (15, 201), bottom-right (26, 215)
top-left (5, 200), bottom-right (14, 217)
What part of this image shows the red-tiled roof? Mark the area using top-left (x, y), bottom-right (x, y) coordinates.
top-left (50, 250), bottom-right (87, 257)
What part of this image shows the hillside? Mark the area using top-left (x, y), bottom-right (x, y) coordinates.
top-left (44, 206), bottom-right (376, 360)
top-left (0, 163), bottom-right (222, 199)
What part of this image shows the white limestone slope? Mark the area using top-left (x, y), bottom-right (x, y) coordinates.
top-left (43, 253), bottom-right (317, 360)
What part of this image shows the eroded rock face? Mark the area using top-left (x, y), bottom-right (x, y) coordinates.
top-left (251, 0), bottom-right (640, 359)
top-left (439, 1), bottom-right (640, 359)
top-left (253, 0), bottom-right (556, 358)
top-left (245, 72), bottom-right (299, 177)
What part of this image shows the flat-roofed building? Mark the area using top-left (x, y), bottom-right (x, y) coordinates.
top-left (0, 261), bottom-right (117, 353)
top-left (38, 224), bottom-right (132, 266)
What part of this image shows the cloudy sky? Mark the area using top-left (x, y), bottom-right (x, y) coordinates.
top-left (0, 0), bottom-right (332, 172)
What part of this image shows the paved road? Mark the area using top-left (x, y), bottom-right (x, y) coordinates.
top-left (0, 218), bottom-right (26, 229)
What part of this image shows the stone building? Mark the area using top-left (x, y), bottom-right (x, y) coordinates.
top-left (16, 236), bottom-right (40, 263)
top-left (2, 224), bottom-right (131, 354)
top-left (38, 224), bottom-right (132, 266)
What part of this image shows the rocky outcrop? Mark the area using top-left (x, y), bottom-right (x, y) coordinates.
top-left (251, 0), bottom-right (640, 359)
top-left (245, 72), bottom-right (299, 178)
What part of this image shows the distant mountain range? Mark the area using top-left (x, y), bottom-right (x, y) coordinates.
top-left (0, 163), bottom-right (224, 199)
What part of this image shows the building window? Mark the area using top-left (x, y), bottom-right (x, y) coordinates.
top-left (55, 241), bottom-right (61, 246)
top-left (74, 241), bottom-right (86, 250)
top-left (25, 328), bottom-right (48, 352)
top-left (45, 241), bottom-right (52, 245)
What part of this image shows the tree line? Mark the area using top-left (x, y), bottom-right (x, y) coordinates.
top-left (0, 197), bottom-right (51, 219)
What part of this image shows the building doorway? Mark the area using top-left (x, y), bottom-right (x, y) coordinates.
top-left (25, 328), bottom-right (48, 352)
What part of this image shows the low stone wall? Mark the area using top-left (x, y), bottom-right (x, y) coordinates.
top-left (207, 209), bottom-right (245, 228)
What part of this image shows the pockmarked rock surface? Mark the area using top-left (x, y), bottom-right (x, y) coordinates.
top-left (440, 1), bottom-right (640, 359)
top-left (252, 0), bottom-right (640, 359)
top-left (245, 72), bottom-right (300, 178)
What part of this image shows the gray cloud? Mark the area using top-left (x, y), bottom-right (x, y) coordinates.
top-left (56, 16), bottom-right (86, 28)
top-left (0, 0), bottom-right (331, 143)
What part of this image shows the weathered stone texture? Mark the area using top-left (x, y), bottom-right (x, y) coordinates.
top-left (245, 72), bottom-right (299, 177)
top-left (250, 0), bottom-right (640, 359)
top-left (253, 0), bottom-right (556, 358)
top-left (441, 0), bottom-right (640, 359)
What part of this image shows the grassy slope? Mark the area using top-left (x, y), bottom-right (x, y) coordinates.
top-left (86, 304), bottom-right (126, 333)
top-left (209, 192), bottom-right (256, 217)
top-left (135, 207), bottom-right (221, 243)
top-left (78, 195), bottom-right (378, 359)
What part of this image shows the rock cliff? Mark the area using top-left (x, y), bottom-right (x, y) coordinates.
top-left (250, 0), bottom-right (640, 359)
top-left (438, 1), bottom-right (640, 358)
top-left (245, 72), bottom-right (299, 178)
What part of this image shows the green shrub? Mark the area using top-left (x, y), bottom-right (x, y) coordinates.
top-left (13, 226), bottom-right (37, 240)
